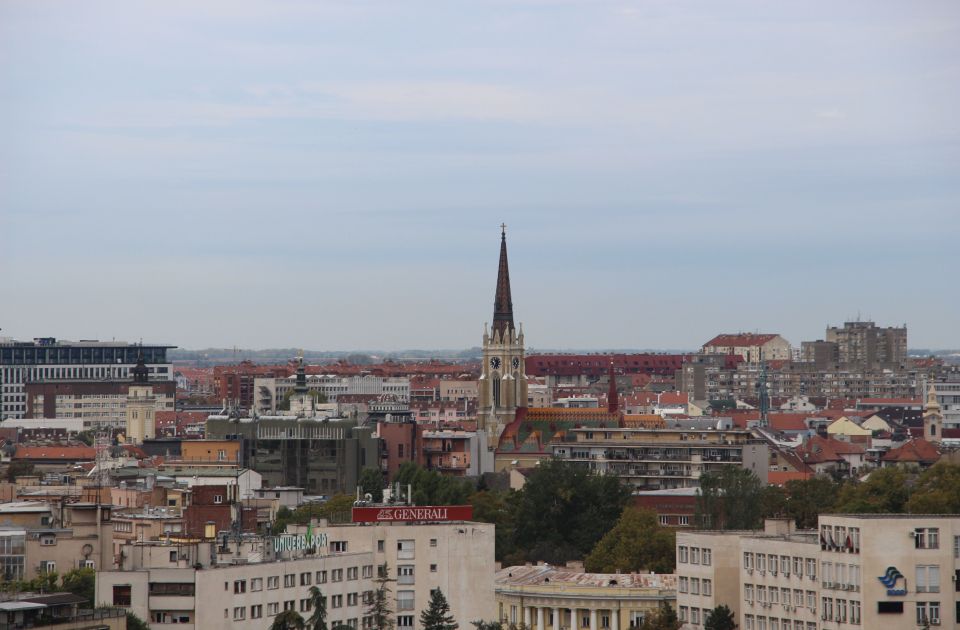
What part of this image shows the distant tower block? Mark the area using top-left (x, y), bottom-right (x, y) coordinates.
top-left (478, 225), bottom-right (528, 447)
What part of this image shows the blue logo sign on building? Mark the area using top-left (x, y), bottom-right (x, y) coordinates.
top-left (878, 566), bottom-right (906, 596)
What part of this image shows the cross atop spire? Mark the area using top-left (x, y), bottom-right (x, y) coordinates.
top-left (492, 225), bottom-right (514, 340)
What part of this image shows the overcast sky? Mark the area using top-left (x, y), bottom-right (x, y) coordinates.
top-left (1, 1), bottom-right (958, 351)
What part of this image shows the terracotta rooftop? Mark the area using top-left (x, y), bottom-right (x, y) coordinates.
top-left (703, 333), bottom-right (779, 347)
top-left (881, 439), bottom-right (940, 464)
top-left (13, 445), bottom-right (97, 461)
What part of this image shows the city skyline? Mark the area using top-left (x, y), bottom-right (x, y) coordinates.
top-left (2, 1), bottom-right (958, 350)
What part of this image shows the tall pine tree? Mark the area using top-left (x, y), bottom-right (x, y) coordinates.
top-left (365, 562), bottom-right (396, 630)
top-left (420, 588), bottom-right (458, 630)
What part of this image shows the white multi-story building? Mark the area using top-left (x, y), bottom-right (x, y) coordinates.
top-left (97, 518), bottom-right (494, 630)
top-left (254, 375), bottom-right (411, 413)
top-left (677, 515), bottom-right (960, 630)
top-left (0, 338), bottom-right (174, 420)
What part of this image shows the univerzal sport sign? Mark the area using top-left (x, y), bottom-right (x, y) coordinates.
top-left (352, 505), bottom-right (473, 523)
top-left (273, 526), bottom-right (328, 553)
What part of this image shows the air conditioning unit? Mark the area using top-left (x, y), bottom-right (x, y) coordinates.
top-left (759, 570), bottom-right (766, 576)
top-left (746, 568), bottom-right (753, 574)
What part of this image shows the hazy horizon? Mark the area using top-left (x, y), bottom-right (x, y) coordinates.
top-left (2, 1), bottom-right (957, 350)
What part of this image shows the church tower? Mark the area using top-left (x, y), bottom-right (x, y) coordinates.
top-left (478, 226), bottom-right (527, 446)
top-left (125, 349), bottom-right (156, 444)
top-left (923, 383), bottom-right (942, 443)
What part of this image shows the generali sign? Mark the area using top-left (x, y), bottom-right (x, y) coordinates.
top-left (352, 505), bottom-right (473, 523)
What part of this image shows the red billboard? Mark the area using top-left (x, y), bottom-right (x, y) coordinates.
top-left (352, 505), bottom-right (473, 523)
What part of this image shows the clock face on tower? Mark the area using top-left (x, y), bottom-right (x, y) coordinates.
top-left (490, 357), bottom-right (501, 370)
top-left (512, 357), bottom-right (520, 370)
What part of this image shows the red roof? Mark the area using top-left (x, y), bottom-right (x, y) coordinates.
top-left (795, 435), bottom-right (864, 464)
top-left (768, 471), bottom-right (813, 485)
top-left (657, 391), bottom-right (689, 406)
top-left (703, 333), bottom-right (779, 348)
top-left (881, 439), bottom-right (939, 464)
top-left (14, 445), bottom-right (96, 461)
top-left (859, 398), bottom-right (921, 406)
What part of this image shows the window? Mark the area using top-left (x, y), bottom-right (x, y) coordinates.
top-left (397, 590), bottom-right (415, 611)
top-left (702, 548), bottom-right (711, 566)
top-left (284, 601), bottom-right (295, 612)
top-left (113, 585), bottom-right (132, 606)
top-left (917, 565), bottom-right (941, 593)
top-left (916, 528), bottom-right (940, 549)
top-left (332, 595), bottom-right (344, 609)
top-left (331, 541), bottom-right (348, 552)
top-left (744, 552), bottom-right (754, 570)
top-left (691, 547), bottom-right (700, 564)
top-left (679, 607), bottom-right (688, 623)
top-left (251, 578), bottom-right (263, 592)
top-left (377, 540), bottom-right (385, 553)
top-left (430, 538), bottom-right (437, 547)
top-left (916, 602), bottom-right (941, 626)
top-left (252, 605), bottom-right (263, 619)
top-left (954, 536), bottom-right (960, 559)
top-left (398, 616), bottom-right (415, 627)
top-left (301, 572), bottom-right (312, 586)
top-left (362, 565), bottom-right (373, 578)
top-left (81, 559), bottom-right (95, 569)
top-left (757, 553), bottom-right (766, 572)
top-left (348, 593), bottom-right (359, 606)
top-left (301, 599), bottom-right (312, 612)
top-left (169, 550), bottom-right (177, 562)
top-left (756, 585), bottom-right (766, 602)
top-left (769, 555), bottom-right (778, 574)
top-left (836, 599), bottom-right (847, 622)
top-left (850, 600), bottom-right (860, 624)
top-left (347, 567), bottom-right (358, 580)
top-left (333, 569), bottom-right (343, 582)
top-left (233, 607), bottom-right (246, 620)
top-left (398, 539), bottom-right (415, 559)
top-left (268, 603), bottom-right (280, 615)
top-left (430, 564), bottom-right (437, 573)
top-left (691, 578), bottom-right (700, 595)
top-left (659, 515), bottom-right (669, 525)
top-left (398, 565), bottom-right (415, 585)
top-left (806, 591), bottom-right (815, 609)
top-left (703, 579), bottom-right (712, 596)
top-left (769, 587), bottom-right (779, 604)
top-left (284, 574), bottom-right (296, 587)
top-left (793, 557), bottom-right (802, 577)
top-left (234, 580), bottom-right (246, 594)
top-left (317, 570), bottom-right (328, 583)
top-left (268, 576), bottom-right (279, 589)
top-left (793, 589), bottom-right (803, 606)
top-left (679, 515), bottom-right (690, 526)
top-left (679, 546), bottom-right (689, 563)
top-left (679, 577), bottom-right (688, 593)
top-left (781, 555), bottom-right (790, 576)
top-left (805, 558), bottom-right (816, 579)
top-left (39, 561), bottom-right (55, 573)
top-left (744, 584), bottom-right (754, 603)
top-left (691, 608), bottom-right (700, 624)
top-left (214, 494), bottom-right (224, 504)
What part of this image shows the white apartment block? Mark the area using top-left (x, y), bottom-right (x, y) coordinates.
top-left (254, 375), bottom-right (411, 413)
top-left (97, 519), bottom-right (494, 630)
top-left (677, 515), bottom-right (960, 630)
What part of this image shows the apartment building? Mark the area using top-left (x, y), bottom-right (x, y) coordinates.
top-left (702, 334), bottom-right (792, 363)
top-left (825, 322), bottom-right (907, 368)
top-left (552, 427), bottom-right (768, 491)
top-left (24, 380), bottom-right (176, 429)
top-left (253, 374), bottom-right (411, 414)
top-left (677, 515), bottom-right (960, 630)
top-left (98, 518), bottom-right (494, 630)
top-left (0, 338), bottom-right (174, 420)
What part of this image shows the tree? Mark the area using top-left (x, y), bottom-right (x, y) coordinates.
top-left (306, 586), bottom-right (327, 630)
top-left (510, 459), bottom-right (630, 564)
top-left (780, 476), bottom-right (839, 529)
top-left (584, 508), bottom-right (675, 574)
top-left (366, 563), bottom-right (395, 630)
top-left (273, 494), bottom-right (356, 532)
top-left (126, 612), bottom-right (151, 630)
top-left (907, 462), bottom-right (960, 514)
top-left (695, 467), bottom-right (764, 530)
top-left (394, 463), bottom-right (474, 506)
top-left (420, 588), bottom-right (458, 630)
top-left (359, 468), bottom-right (385, 503)
top-left (471, 622), bottom-right (504, 630)
top-left (60, 568), bottom-right (96, 607)
top-left (470, 490), bottom-right (516, 562)
top-left (832, 467), bottom-right (912, 514)
top-left (271, 610), bottom-right (307, 630)
top-left (704, 605), bottom-right (738, 630)
top-left (6, 461), bottom-right (34, 482)
top-left (639, 604), bottom-right (680, 630)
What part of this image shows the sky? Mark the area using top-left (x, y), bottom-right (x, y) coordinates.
top-left (1, 1), bottom-right (958, 351)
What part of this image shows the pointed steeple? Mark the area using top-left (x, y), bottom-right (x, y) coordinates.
top-left (925, 383), bottom-right (941, 413)
top-left (492, 224), bottom-right (514, 340)
top-left (607, 360), bottom-right (619, 414)
top-left (132, 346), bottom-right (149, 384)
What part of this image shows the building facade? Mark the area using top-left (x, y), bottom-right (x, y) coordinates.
top-left (0, 338), bottom-right (174, 420)
top-left (495, 565), bottom-right (677, 630)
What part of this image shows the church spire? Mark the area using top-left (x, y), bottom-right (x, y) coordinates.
top-left (492, 224), bottom-right (514, 340)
